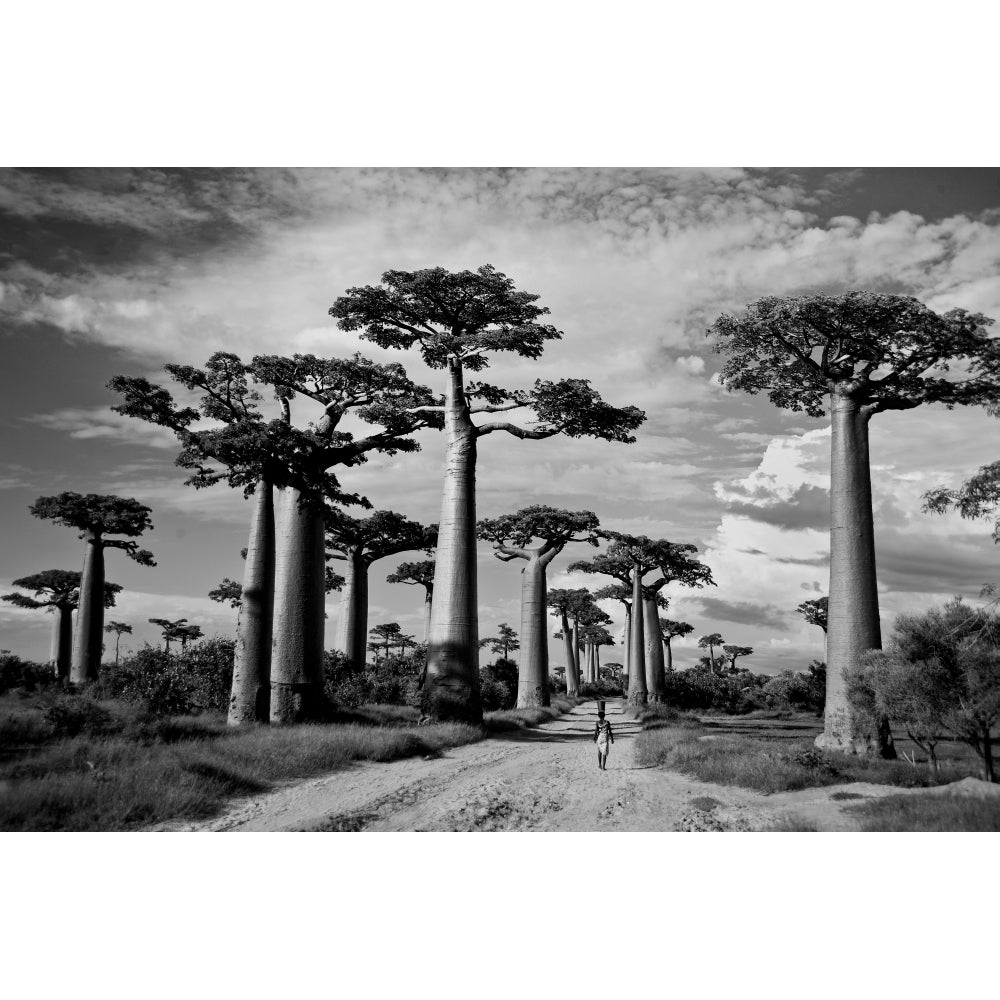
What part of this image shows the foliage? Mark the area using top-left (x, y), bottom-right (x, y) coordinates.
top-left (761, 662), bottom-right (826, 714)
top-left (3, 570), bottom-right (122, 612)
top-left (847, 789), bottom-right (1000, 832)
top-left (479, 623), bottom-right (520, 660)
top-left (386, 559), bottom-right (435, 590)
top-left (796, 596), bottom-right (828, 633)
top-left (0, 652), bottom-right (58, 694)
top-left (93, 639), bottom-right (235, 716)
top-left (209, 578), bottom-right (243, 608)
top-left (327, 509), bottom-right (437, 565)
top-left (722, 644), bottom-right (754, 669)
top-left (479, 659), bottom-right (519, 711)
top-left (323, 647), bottom-right (425, 709)
top-left (43, 698), bottom-right (122, 739)
top-left (924, 459), bottom-right (1000, 542)
top-left (29, 493), bottom-right (156, 564)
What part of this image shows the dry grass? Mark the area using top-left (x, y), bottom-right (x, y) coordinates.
top-left (483, 696), bottom-right (579, 733)
top-left (847, 791), bottom-right (1000, 831)
top-left (633, 711), bottom-right (977, 795)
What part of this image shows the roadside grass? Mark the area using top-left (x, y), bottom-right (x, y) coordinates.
top-left (483, 696), bottom-right (580, 733)
top-left (764, 813), bottom-right (821, 832)
top-left (632, 708), bottom-right (976, 794)
top-left (847, 792), bottom-right (1000, 832)
top-left (1, 693), bottom-right (580, 831)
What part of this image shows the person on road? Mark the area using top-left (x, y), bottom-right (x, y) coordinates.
top-left (593, 711), bottom-right (614, 770)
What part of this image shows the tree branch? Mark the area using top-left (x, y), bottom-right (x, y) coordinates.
top-left (476, 421), bottom-right (560, 440)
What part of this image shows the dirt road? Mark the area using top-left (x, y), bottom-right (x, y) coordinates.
top-left (167, 700), bottom-right (964, 832)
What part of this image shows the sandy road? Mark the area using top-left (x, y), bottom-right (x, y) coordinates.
top-left (165, 699), bottom-right (969, 833)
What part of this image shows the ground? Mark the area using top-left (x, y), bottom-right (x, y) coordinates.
top-left (161, 699), bottom-right (991, 832)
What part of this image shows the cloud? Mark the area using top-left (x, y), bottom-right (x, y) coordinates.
top-left (24, 407), bottom-right (180, 449)
top-left (691, 596), bottom-right (791, 632)
top-left (725, 483), bottom-right (831, 532)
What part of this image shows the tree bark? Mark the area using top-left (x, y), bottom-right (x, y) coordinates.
top-left (517, 555), bottom-right (550, 708)
top-left (623, 607), bottom-right (631, 691)
top-left (627, 562), bottom-right (647, 706)
top-left (335, 549), bottom-right (369, 670)
top-left (50, 605), bottom-right (73, 683)
top-left (817, 393), bottom-right (885, 755)
top-left (644, 595), bottom-right (666, 702)
top-left (664, 637), bottom-right (673, 672)
top-left (423, 356), bottom-right (482, 723)
top-left (572, 618), bottom-right (581, 680)
top-left (560, 611), bottom-right (578, 696)
top-left (229, 479), bottom-right (275, 725)
top-left (70, 532), bottom-right (104, 684)
top-left (270, 486), bottom-right (326, 723)
top-left (422, 585), bottom-right (433, 643)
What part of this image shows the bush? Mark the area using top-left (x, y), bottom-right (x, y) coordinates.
top-left (43, 698), bottom-right (122, 738)
top-left (579, 678), bottom-right (624, 699)
top-left (479, 659), bottom-right (518, 711)
top-left (0, 652), bottom-right (58, 695)
top-left (323, 649), bottom-right (424, 709)
top-left (94, 638), bottom-right (235, 716)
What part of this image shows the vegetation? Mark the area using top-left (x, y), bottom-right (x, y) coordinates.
top-left (332, 264), bottom-right (644, 723)
top-left (846, 790), bottom-right (1000, 832)
top-left (710, 292), bottom-right (1000, 756)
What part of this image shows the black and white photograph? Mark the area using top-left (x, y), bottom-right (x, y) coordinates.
top-left (2, 4), bottom-right (997, 997)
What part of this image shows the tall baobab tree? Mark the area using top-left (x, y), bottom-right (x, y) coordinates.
top-left (698, 633), bottom-right (725, 673)
top-left (572, 534), bottom-right (713, 703)
top-left (103, 621), bottom-right (132, 666)
top-left (659, 618), bottom-right (693, 672)
top-left (547, 588), bottom-right (592, 697)
top-left (331, 265), bottom-right (645, 722)
top-left (710, 292), bottom-right (1000, 754)
top-left (591, 583), bottom-right (633, 684)
top-left (386, 560), bottom-right (436, 641)
top-left (2, 571), bottom-right (121, 682)
top-left (327, 511), bottom-right (436, 671)
top-left (478, 505), bottom-right (601, 707)
top-left (577, 600), bottom-right (613, 683)
top-left (111, 351), bottom-right (436, 724)
top-left (30, 494), bottom-right (154, 684)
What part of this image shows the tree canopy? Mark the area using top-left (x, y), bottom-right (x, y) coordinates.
top-left (29, 494), bottom-right (155, 564)
top-left (478, 505), bottom-right (600, 562)
top-left (709, 292), bottom-right (1000, 417)
top-left (3, 570), bottom-right (122, 611)
top-left (326, 510), bottom-right (437, 564)
top-left (796, 596), bottom-right (829, 633)
top-left (386, 559), bottom-right (435, 589)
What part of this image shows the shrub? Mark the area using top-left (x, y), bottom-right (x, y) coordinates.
top-left (323, 649), bottom-right (424, 709)
top-left (0, 652), bottom-right (58, 695)
top-left (43, 698), bottom-right (122, 738)
top-left (479, 659), bottom-right (518, 711)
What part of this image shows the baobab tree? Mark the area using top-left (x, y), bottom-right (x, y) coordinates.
top-left (572, 535), bottom-right (713, 703)
top-left (478, 505), bottom-right (601, 707)
top-left (103, 621), bottom-right (132, 666)
top-left (710, 292), bottom-right (1000, 754)
top-left (369, 623), bottom-right (404, 662)
top-left (2, 571), bottom-right (121, 681)
top-left (111, 351), bottom-right (437, 724)
top-left (698, 634), bottom-right (725, 673)
top-left (577, 601), bottom-right (613, 683)
top-left (149, 618), bottom-right (190, 653)
top-left (796, 596), bottom-right (828, 634)
top-left (660, 618), bottom-right (694, 672)
top-left (30, 493), bottom-right (154, 684)
top-left (924, 449), bottom-right (1000, 541)
top-left (386, 560), bottom-right (436, 641)
top-left (327, 511), bottom-right (436, 671)
top-left (547, 588), bottom-right (592, 696)
top-left (722, 644), bottom-right (754, 671)
top-left (581, 623), bottom-right (615, 681)
top-left (331, 264), bottom-right (645, 722)
top-left (479, 623), bottom-right (520, 662)
top-left (591, 583), bottom-right (633, 681)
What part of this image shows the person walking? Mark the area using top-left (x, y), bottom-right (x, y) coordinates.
top-left (593, 710), bottom-right (614, 770)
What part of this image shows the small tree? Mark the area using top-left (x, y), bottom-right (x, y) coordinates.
top-left (722, 644), bottom-right (754, 671)
top-left (660, 619), bottom-right (694, 671)
top-left (332, 264), bottom-right (644, 722)
top-left (480, 623), bottom-right (520, 662)
top-left (698, 634), bottom-right (725, 674)
top-left (710, 292), bottom-right (999, 755)
top-left (149, 618), bottom-right (189, 653)
top-left (3, 570), bottom-right (121, 681)
top-left (369, 623), bottom-right (404, 662)
top-left (103, 621), bottom-right (132, 666)
top-left (30, 493), bottom-right (154, 683)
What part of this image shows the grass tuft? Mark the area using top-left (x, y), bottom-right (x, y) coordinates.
top-left (848, 790), bottom-right (1000, 831)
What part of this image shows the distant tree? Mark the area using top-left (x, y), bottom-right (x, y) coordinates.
top-left (386, 559), bottom-right (436, 641)
top-left (547, 588), bottom-right (592, 696)
top-left (177, 624), bottom-right (204, 650)
top-left (327, 511), bottom-right (436, 669)
top-left (332, 264), bottom-right (645, 722)
top-left (3, 570), bottom-right (121, 681)
top-left (710, 292), bottom-right (999, 756)
top-left (591, 583), bottom-right (633, 683)
top-left (576, 600), bottom-right (613, 684)
top-left (369, 622), bottom-right (404, 662)
top-left (659, 618), bottom-right (694, 671)
top-left (149, 618), bottom-right (189, 653)
top-left (479, 623), bottom-right (521, 662)
top-left (478, 505), bottom-right (600, 707)
top-left (698, 634), bottom-right (725, 673)
top-left (103, 621), bottom-right (132, 666)
top-left (30, 493), bottom-right (154, 683)
top-left (722, 644), bottom-right (754, 671)
top-left (924, 447), bottom-right (1000, 542)
top-left (796, 596), bottom-right (829, 635)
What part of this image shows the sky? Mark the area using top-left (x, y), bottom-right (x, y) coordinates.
top-left (2, 166), bottom-right (1000, 673)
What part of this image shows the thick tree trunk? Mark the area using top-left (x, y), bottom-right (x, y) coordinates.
top-left (70, 533), bottom-right (104, 684)
top-left (560, 611), bottom-right (578, 696)
top-left (627, 563), bottom-right (647, 706)
top-left (572, 619), bottom-right (581, 680)
top-left (229, 479), bottom-right (275, 726)
top-left (335, 549), bottom-right (369, 670)
top-left (594, 643), bottom-right (600, 677)
top-left (622, 607), bottom-right (631, 691)
top-left (517, 556), bottom-right (550, 708)
top-left (270, 487), bottom-right (326, 723)
top-left (644, 595), bottom-right (666, 702)
top-left (424, 356), bottom-right (482, 723)
top-left (50, 605), bottom-right (73, 683)
top-left (817, 395), bottom-right (886, 755)
top-left (664, 637), bottom-right (673, 672)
